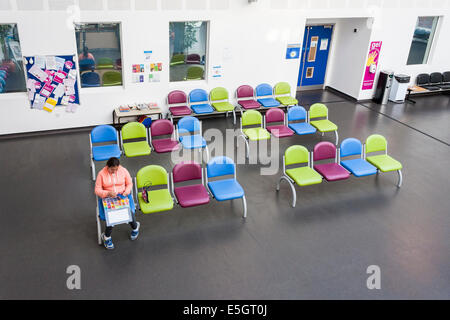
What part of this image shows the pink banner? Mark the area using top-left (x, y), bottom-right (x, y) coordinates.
top-left (362, 41), bottom-right (382, 90)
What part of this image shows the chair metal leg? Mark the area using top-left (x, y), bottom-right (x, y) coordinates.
top-left (233, 110), bottom-right (236, 125)
top-left (397, 170), bottom-right (403, 187)
top-left (242, 195), bottom-right (247, 219)
top-left (91, 159), bottom-right (96, 181)
top-left (96, 203), bottom-right (102, 245)
top-left (276, 175), bottom-right (297, 207)
top-left (204, 145), bottom-right (210, 163)
top-left (238, 134), bottom-right (249, 159)
top-left (321, 132), bottom-right (324, 137)
top-left (335, 130), bottom-right (339, 145)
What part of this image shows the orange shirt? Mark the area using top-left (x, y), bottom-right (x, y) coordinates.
top-left (95, 165), bottom-right (132, 198)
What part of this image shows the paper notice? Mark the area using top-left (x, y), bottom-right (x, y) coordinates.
top-left (43, 97), bottom-right (57, 112)
top-left (34, 56), bottom-right (46, 69)
top-left (63, 78), bottom-right (76, 95)
top-left (27, 79), bottom-right (36, 93)
top-left (45, 56), bottom-right (57, 70)
top-left (32, 94), bottom-right (46, 109)
top-left (55, 57), bottom-right (65, 70)
top-left (29, 64), bottom-right (48, 82)
top-left (68, 69), bottom-right (77, 80)
top-left (61, 95), bottom-right (70, 105)
top-left (53, 83), bottom-right (65, 98)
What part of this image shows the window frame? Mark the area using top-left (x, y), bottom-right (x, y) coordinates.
top-left (406, 16), bottom-right (440, 66)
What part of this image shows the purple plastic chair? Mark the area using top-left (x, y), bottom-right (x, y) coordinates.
top-left (149, 119), bottom-right (180, 153)
top-left (312, 142), bottom-right (350, 181)
top-left (167, 90), bottom-right (192, 121)
top-left (185, 53), bottom-right (201, 64)
top-left (236, 85), bottom-right (261, 110)
top-left (171, 161), bottom-right (210, 208)
top-left (265, 108), bottom-right (294, 138)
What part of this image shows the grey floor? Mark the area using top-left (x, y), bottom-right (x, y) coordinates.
top-left (0, 90), bottom-right (449, 299)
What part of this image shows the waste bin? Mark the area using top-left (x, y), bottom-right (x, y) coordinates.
top-left (373, 70), bottom-right (394, 104)
top-left (389, 74), bottom-right (411, 103)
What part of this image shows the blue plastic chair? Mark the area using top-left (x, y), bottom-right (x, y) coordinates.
top-left (189, 89), bottom-right (215, 114)
top-left (287, 106), bottom-right (317, 135)
top-left (90, 125), bottom-right (122, 180)
top-left (339, 138), bottom-right (377, 177)
top-left (79, 58), bottom-right (96, 72)
top-left (255, 83), bottom-right (280, 108)
top-left (81, 72), bottom-right (101, 87)
top-left (177, 116), bottom-right (209, 161)
top-left (206, 156), bottom-right (247, 218)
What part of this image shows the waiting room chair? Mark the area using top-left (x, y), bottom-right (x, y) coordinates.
top-left (188, 89), bottom-right (215, 114)
top-left (276, 145), bottom-right (323, 207)
top-left (120, 122), bottom-right (152, 157)
top-left (255, 83), bottom-right (281, 108)
top-left (170, 54), bottom-right (185, 66)
top-left (364, 134), bottom-right (403, 187)
top-left (167, 90), bottom-right (192, 121)
top-left (102, 71), bottom-right (122, 86)
top-left (171, 161), bottom-right (210, 208)
top-left (134, 165), bottom-right (174, 214)
top-left (96, 57), bottom-right (114, 69)
top-left (264, 107), bottom-right (294, 138)
top-left (312, 141), bottom-right (350, 182)
top-left (210, 87), bottom-right (236, 124)
top-left (416, 73), bottom-right (440, 91)
top-left (309, 103), bottom-right (339, 145)
top-left (81, 71), bottom-right (100, 87)
top-left (185, 66), bottom-right (204, 80)
top-left (273, 82), bottom-right (298, 106)
top-left (287, 106), bottom-right (317, 136)
top-left (176, 116), bottom-right (209, 162)
top-left (185, 53), bottom-right (201, 64)
top-left (238, 110), bottom-right (271, 159)
top-left (205, 156), bottom-right (247, 218)
top-left (339, 138), bottom-right (377, 177)
top-left (79, 58), bottom-right (95, 72)
top-left (439, 71), bottom-right (450, 89)
top-left (89, 124), bottom-right (121, 180)
top-left (236, 85), bottom-right (261, 113)
top-left (149, 119), bottom-right (180, 153)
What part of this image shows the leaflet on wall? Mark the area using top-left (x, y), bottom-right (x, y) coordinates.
top-left (286, 44), bottom-right (301, 59)
top-left (212, 65), bottom-right (222, 78)
top-left (362, 41), bottom-right (382, 90)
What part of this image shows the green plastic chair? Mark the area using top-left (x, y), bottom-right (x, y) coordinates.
top-left (364, 134), bottom-right (403, 187)
top-left (185, 66), bottom-right (204, 80)
top-left (274, 82), bottom-right (298, 106)
top-left (120, 122), bottom-right (151, 157)
top-left (170, 54), bottom-right (185, 66)
top-left (309, 103), bottom-right (339, 145)
top-left (96, 57), bottom-right (114, 69)
top-left (102, 71), bottom-right (122, 86)
top-left (276, 145), bottom-right (323, 207)
top-left (134, 165), bottom-right (174, 214)
top-left (210, 87), bottom-right (236, 124)
top-left (238, 110), bottom-right (271, 159)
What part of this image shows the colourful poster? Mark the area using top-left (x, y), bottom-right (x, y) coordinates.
top-left (362, 41), bottom-right (382, 90)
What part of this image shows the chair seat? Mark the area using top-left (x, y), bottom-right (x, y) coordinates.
top-left (138, 189), bottom-right (174, 214)
top-left (438, 84), bottom-right (450, 90)
top-left (179, 135), bottom-right (207, 149)
top-left (208, 179), bottom-right (244, 201)
top-left (266, 125), bottom-right (294, 137)
top-left (123, 141), bottom-right (151, 157)
top-left (191, 104), bottom-right (215, 114)
top-left (366, 154), bottom-right (402, 172)
top-left (92, 144), bottom-right (121, 161)
top-left (421, 85), bottom-right (440, 91)
top-left (276, 96), bottom-right (298, 106)
top-left (238, 100), bottom-right (260, 109)
top-left (212, 102), bottom-right (235, 112)
top-left (340, 158), bottom-right (377, 177)
top-left (286, 167), bottom-right (323, 186)
top-left (152, 138), bottom-right (180, 153)
top-left (169, 106), bottom-right (191, 116)
top-left (257, 98), bottom-right (280, 107)
top-left (175, 184), bottom-right (210, 207)
top-left (314, 163), bottom-right (350, 181)
top-left (288, 122), bottom-right (317, 135)
top-left (242, 127), bottom-right (271, 141)
top-left (310, 119), bottom-right (338, 132)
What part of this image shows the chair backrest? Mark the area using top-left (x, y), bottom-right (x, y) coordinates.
top-left (265, 107), bottom-right (285, 124)
top-left (242, 110), bottom-right (263, 127)
top-left (274, 82), bottom-right (291, 96)
top-left (137, 165), bottom-right (168, 188)
top-left (313, 141), bottom-right (336, 161)
top-left (285, 145), bottom-right (309, 165)
top-left (255, 83), bottom-right (273, 97)
top-left (97, 57), bottom-right (113, 66)
top-left (168, 90), bottom-right (187, 105)
top-left (173, 161), bottom-right (202, 183)
top-left (207, 156), bottom-right (235, 178)
top-left (81, 71), bottom-right (100, 84)
top-left (442, 71), bottom-right (450, 83)
top-left (340, 138), bottom-right (362, 158)
top-left (186, 53), bottom-right (201, 62)
top-left (189, 89), bottom-right (209, 104)
top-left (121, 122), bottom-right (147, 140)
top-left (210, 87), bottom-right (229, 102)
top-left (91, 125), bottom-right (118, 143)
top-left (236, 85), bottom-right (254, 100)
top-left (151, 119), bottom-right (174, 137)
top-left (287, 106), bottom-right (307, 122)
top-left (309, 103), bottom-right (328, 119)
top-left (429, 72), bottom-right (443, 84)
top-left (416, 73), bottom-right (430, 85)
top-left (178, 116), bottom-right (200, 134)
top-left (365, 134), bottom-right (387, 153)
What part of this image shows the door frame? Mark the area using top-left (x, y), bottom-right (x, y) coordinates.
top-left (297, 23), bottom-right (335, 91)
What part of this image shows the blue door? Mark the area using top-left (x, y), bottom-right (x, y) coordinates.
top-left (298, 25), bottom-right (333, 87)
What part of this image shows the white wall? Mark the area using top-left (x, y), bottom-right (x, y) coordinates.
top-left (0, 0), bottom-right (449, 135)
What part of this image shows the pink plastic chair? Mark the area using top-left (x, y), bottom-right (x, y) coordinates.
top-left (149, 119), bottom-right (180, 153)
top-left (264, 108), bottom-right (294, 138)
top-left (171, 161), bottom-right (210, 208)
top-left (167, 90), bottom-right (191, 121)
top-left (312, 142), bottom-right (350, 181)
top-left (236, 85), bottom-right (261, 110)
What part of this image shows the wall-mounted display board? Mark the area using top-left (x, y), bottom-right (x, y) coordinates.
top-left (24, 55), bottom-right (80, 112)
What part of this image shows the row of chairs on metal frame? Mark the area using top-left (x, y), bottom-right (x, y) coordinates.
top-left (276, 134), bottom-right (403, 207)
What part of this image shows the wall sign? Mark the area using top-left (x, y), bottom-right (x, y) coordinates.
top-left (362, 41), bottom-right (382, 90)
top-left (286, 43), bottom-right (301, 59)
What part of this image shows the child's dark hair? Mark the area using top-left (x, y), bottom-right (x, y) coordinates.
top-left (106, 157), bottom-right (120, 167)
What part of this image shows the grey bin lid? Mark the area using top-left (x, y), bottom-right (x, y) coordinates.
top-left (394, 74), bottom-right (410, 83)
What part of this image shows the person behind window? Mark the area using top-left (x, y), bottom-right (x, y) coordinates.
top-left (95, 157), bottom-right (140, 250)
top-left (78, 46), bottom-right (95, 62)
